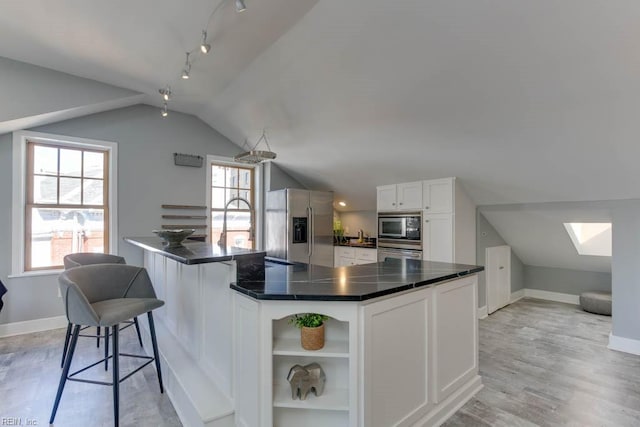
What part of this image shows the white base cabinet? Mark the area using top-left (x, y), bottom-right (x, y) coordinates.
top-left (334, 247), bottom-right (378, 267)
top-left (234, 275), bottom-right (481, 427)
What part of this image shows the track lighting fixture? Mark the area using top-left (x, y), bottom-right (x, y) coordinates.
top-left (182, 52), bottom-right (191, 79)
top-left (161, 103), bottom-right (168, 117)
top-left (235, 0), bottom-right (247, 13)
top-left (200, 31), bottom-right (211, 54)
top-left (159, 86), bottom-right (171, 101)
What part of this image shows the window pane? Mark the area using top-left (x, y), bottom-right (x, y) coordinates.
top-left (59, 177), bottom-right (82, 205)
top-left (212, 165), bottom-right (226, 186)
top-left (30, 207), bottom-right (104, 269)
top-left (83, 179), bottom-right (104, 205)
top-left (212, 187), bottom-right (225, 209)
top-left (226, 189), bottom-right (239, 208)
top-left (239, 169), bottom-right (251, 189)
top-left (239, 189), bottom-right (251, 202)
top-left (83, 151), bottom-right (104, 178)
top-left (33, 176), bottom-right (58, 204)
top-left (59, 149), bottom-right (82, 177)
top-left (33, 145), bottom-right (58, 175)
top-left (228, 168), bottom-right (239, 188)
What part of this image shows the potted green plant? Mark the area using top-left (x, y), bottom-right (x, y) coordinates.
top-left (289, 313), bottom-right (329, 350)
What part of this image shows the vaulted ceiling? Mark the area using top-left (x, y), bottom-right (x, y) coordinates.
top-left (0, 0), bottom-right (637, 270)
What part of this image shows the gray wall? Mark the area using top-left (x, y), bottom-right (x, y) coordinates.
top-left (266, 162), bottom-right (305, 191)
top-left (0, 104), bottom-right (243, 325)
top-left (612, 203), bottom-right (640, 341)
top-left (476, 211), bottom-right (525, 308)
top-left (524, 266), bottom-right (611, 295)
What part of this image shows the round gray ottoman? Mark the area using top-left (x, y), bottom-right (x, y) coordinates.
top-left (579, 291), bottom-right (612, 316)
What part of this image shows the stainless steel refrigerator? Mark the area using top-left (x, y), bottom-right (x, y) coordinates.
top-left (265, 188), bottom-right (334, 267)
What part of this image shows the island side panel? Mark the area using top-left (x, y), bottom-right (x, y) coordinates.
top-left (361, 286), bottom-right (433, 427)
top-left (432, 275), bottom-right (479, 403)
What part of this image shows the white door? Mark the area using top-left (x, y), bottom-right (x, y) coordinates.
top-left (377, 185), bottom-right (398, 211)
top-left (423, 213), bottom-right (453, 262)
top-left (397, 181), bottom-right (423, 210)
top-left (486, 245), bottom-right (511, 314)
top-left (423, 178), bottom-right (453, 214)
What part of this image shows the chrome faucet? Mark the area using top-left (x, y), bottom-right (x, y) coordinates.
top-left (217, 196), bottom-right (253, 247)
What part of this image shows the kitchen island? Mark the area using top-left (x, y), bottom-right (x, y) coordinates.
top-left (125, 237), bottom-right (483, 427)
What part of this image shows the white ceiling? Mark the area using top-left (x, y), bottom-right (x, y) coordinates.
top-left (1, 0), bottom-right (639, 271)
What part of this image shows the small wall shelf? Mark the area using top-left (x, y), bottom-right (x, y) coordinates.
top-left (272, 338), bottom-right (349, 358)
top-left (273, 384), bottom-right (349, 411)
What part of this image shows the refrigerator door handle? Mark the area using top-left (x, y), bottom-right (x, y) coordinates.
top-left (307, 206), bottom-right (313, 258)
top-left (309, 206), bottom-right (314, 257)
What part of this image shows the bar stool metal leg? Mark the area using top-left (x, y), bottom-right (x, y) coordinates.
top-left (104, 327), bottom-right (110, 371)
top-left (60, 322), bottom-right (72, 368)
top-left (97, 326), bottom-right (101, 348)
top-left (111, 324), bottom-right (120, 427)
top-left (133, 317), bottom-right (143, 347)
top-left (147, 312), bottom-right (164, 393)
top-left (50, 324), bottom-right (80, 424)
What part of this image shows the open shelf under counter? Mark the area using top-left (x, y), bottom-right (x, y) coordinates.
top-left (273, 383), bottom-right (349, 411)
top-left (272, 337), bottom-right (349, 358)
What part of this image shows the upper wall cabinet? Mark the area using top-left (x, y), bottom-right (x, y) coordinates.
top-left (377, 181), bottom-right (423, 211)
top-left (423, 178), bottom-right (453, 214)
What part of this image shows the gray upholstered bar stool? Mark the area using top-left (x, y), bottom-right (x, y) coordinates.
top-left (50, 264), bottom-right (164, 427)
top-left (61, 253), bottom-right (144, 369)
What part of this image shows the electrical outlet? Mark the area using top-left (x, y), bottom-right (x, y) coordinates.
top-left (58, 287), bottom-right (61, 298)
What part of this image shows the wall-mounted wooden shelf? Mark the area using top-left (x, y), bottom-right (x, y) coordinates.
top-left (162, 204), bottom-right (208, 242)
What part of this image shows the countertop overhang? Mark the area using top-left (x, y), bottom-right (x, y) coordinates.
top-left (124, 237), bottom-right (266, 265)
top-left (232, 258), bottom-right (484, 301)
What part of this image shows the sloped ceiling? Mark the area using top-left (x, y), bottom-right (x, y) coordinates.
top-left (0, 0), bottom-right (637, 272)
top-left (480, 202), bottom-right (613, 273)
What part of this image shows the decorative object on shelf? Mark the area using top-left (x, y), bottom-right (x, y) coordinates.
top-left (152, 229), bottom-right (195, 248)
top-left (173, 153), bottom-right (204, 168)
top-left (289, 313), bottom-right (329, 350)
top-left (234, 129), bottom-right (277, 164)
top-left (287, 363), bottom-right (326, 400)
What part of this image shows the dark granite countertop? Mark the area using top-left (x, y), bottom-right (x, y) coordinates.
top-left (124, 237), bottom-right (266, 265)
top-left (334, 242), bottom-right (377, 248)
top-left (231, 258), bottom-right (484, 301)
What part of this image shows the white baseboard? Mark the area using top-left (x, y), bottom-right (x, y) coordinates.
top-left (608, 333), bottom-right (640, 356)
top-left (523, 289), bottom-right (580, 305)
top-left (0, 315), bottom-right (67, 338)
top-left (477, 305), bottom-right (488, 319)
top-left (510, 289), bottom-right (525, 303)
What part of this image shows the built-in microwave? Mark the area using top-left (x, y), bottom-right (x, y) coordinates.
top-left (378, 212), bottom-right (421, 241)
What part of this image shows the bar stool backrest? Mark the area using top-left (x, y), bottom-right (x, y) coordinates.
top-left (63, 253), bottom-right (126, 269)
top-left (59, 265), bottom-right (157, 327)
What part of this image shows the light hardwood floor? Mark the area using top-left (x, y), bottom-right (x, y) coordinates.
top-left (1, 298), bottom-right (639, 426)
top-left (0, 325), bottom-right (181, 427)
top-left (445, 298), bottom-right (640, 427)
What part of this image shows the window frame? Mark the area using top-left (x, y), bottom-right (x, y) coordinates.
top-left (205, 155), bottom-right (263, 250)
top-left (11, 131), bottom-right (118, 276)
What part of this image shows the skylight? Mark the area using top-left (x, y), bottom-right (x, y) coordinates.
top-left (563, 222), bottom-right (612, 257)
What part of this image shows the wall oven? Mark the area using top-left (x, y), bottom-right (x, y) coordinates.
top-left (378, 212), bottom-right (422, 251)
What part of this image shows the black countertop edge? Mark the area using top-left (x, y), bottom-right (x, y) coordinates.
top-left (231, 265), bottom-right (485, 302)
top-left (124, 237), bottom-right (266, 265)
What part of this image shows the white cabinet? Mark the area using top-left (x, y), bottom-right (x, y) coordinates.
top-left (334, 247), bottom-right (378, 267)
top-left (423, 178), bottom-right (453, 214)
top-left (376, 181), bottom-right (422, 211)
top-left (423, 213), bottom-right (453, 263)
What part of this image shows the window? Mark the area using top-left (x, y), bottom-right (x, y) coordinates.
top-left (12, 131), bottom-right (117, 275)
top-left (564, 222), bottom-right (612, 257)
top-left (210, 163), bottom-right (255, 249)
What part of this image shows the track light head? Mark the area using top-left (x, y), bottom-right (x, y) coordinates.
top-left (161, 103), bottom-right (169, 117)
top-left (200, 31), bottom-right (211, 54)
top-left (159, 86), bottom-right (171, 101)
top-left (235, 0), bottom-right (247, 13)
top-left (182, 52), bottom-right (191, 79)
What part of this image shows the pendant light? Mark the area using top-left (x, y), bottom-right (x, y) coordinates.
top-left (200, 31), bottom-right (211, 54)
